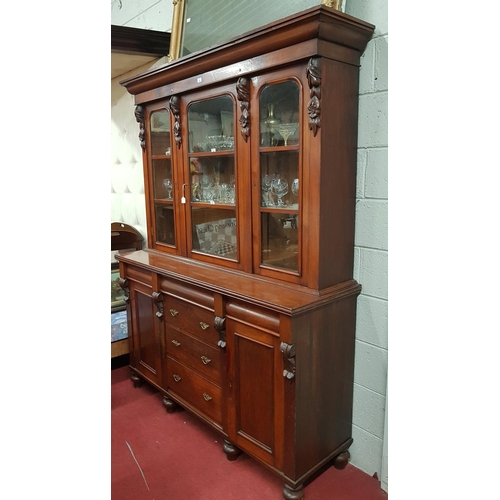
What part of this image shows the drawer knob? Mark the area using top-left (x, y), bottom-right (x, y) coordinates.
top-left (170, 309), bottom-right (179, 317)
top-left (200, 322), bottom-right (209, 330)
top-left (173, 374), bottom-right (181, 382)
top-left (201, 356), bottom-right (211, 365)
top-left (171, 339), bottom-right (180, 347)
top-left (202, 393), bottom-right (212, 402)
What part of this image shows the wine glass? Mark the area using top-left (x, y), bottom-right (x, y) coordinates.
top-left (277, 123), bottom-right (297, 146)
top-left (163, 178), bottom-right (173, 199)
top-left (270, 178), bottom-right (289, 207)
top-left (261, 174), bottom-right (273, 206)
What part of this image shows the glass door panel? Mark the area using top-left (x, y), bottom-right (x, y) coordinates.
top-left (188, 96), bottom-right (234, 153)
top-left (152, 159), bottom-right (173, 200)
top-left (261, 213), bottom-right (298, 271)
top-left (187, 95), bottom-right (237, 261)
top-left (190, 156), bottom-right (235, 204)
top-left (154, 205), bottom-right (176, 245)
top-left (260, 151), bottom-right (299, 208)
top-left (258, 79), bottom-right (300, 273)
top-left (151, 109), bottom-right (171, 155)
top-left (150, 109), bottom-right (175, 247)
top-left (191, 207), bottom-right (237, 259)
top-left (259, 81), bottom-right (300, 148)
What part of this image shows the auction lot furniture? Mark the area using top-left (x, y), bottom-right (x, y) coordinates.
top-left (117, 6), bottom-right (374, 499)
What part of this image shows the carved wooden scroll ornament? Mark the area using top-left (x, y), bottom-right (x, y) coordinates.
top-left (214, 316), bottom-right (227, 348)
top-left (118, 278), bottom-right (130, 303)
top-left (134, 105), bottom-right (146, 150)
top-left (236, 77), bottom-right (250, 141)
top-left (306, 57), bottom-right (322, 136)
top-left (169, 95), bottom-right (182, 148)
top-left (280, 342), bottom-right (296, 379)
top-left (152, 291), bottom-right (164, 319)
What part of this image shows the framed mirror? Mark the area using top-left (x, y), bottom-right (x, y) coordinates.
top-left (168, 0), bottom-right (345, 61)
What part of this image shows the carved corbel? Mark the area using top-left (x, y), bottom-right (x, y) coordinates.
top-left (236, 77), bottom-right (250, 141)
top-left (134, 105), bottom-right (146, 150)
top-left (152, 291), bottom-right (164, 319)
top-left (118, 278), bottom-right (130, 303)
top-left (306, 57), bottom-right (322, 137)
top-left (169, 95), bottom-right (182, 148)
top-left (214, 316), bottom-right (226, 348)
top-left (280, 342), bottom-right (296, 379)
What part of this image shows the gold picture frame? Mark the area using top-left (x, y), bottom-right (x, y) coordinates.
top-left (168, 0), bottom-right (186, 61)
top-left (168, 0), bottom-right (344, 62)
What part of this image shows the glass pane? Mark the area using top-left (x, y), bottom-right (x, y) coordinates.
top-left (150, 109), bottom-right (171, 156)
top-left (192, 207), bottom-right (237, 259)
top-left (261, 213), bottom-right (298, 271)
top-left (152, 159), bottom-right (174, 200)
top-left (155, 205), bottom-right (176, 245)
top-left (260, 81), bottom-right (299, 147)
top-left (188, 96), bottom-right (234, 153)
top-left (190, 156), bottom-right (235, 204)
top-left (260, 151), bottom-right (299, 208)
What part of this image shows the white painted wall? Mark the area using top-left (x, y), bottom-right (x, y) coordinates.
top-left (111, 0), bottom-right (388, 491)
top-left (111, 0), bottom-right (173, 31)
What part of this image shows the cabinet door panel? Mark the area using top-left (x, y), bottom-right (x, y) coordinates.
top-left (129, 283), bottom-right (163, 388)
top-left (227, 319), bottom-right (282, 466)
top-left (145, 105), bottom-right (182, 254)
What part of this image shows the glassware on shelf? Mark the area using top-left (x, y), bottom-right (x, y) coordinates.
top-left (277, 123), bottom-right (298, 146)
top-left (270, 177), bottom-right (289, 207)
top-left (205, 135), bottom-right (234, 151)
top-left (291, 178), bottom-right (299, 196)
top-left (163, 178), bottom-right (173, 199)
top-left (201, 174), bottom-right (214, 201)
top-left (265, 104), bottom-right (280, 146)
top-left (261, 174), bottom-right (274, 207)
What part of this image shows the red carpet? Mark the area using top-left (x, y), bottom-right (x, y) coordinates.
top-left (112, 365), bottom-right (387, 499)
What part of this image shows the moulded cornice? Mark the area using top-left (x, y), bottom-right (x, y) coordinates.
top-left (120, 6), bottom-right (374, 96)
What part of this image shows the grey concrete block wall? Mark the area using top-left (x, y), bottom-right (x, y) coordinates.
top-left (346, 0), bottom-right (388, 486)
top-left (112, 0), bottom-right (388, 491)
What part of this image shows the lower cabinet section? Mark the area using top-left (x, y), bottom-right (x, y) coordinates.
top-left (118, 255), bottom-right (360, 500)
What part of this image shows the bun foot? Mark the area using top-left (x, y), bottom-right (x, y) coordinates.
top-left (162, 395), bottom-right (178, 413)
top-left (333, 450), bottom-right (350, 470)
top-left (283, 483), bottom-right (304, 500)
top-left (130, 372), bottom-right (142, 388)
top-left (223, 439), bottom-right (242, 461)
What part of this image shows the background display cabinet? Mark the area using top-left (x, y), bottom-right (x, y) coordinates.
top-left (117, 6), bottom-right (374, 499)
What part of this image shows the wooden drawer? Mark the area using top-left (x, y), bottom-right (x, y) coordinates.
top-left (164, 295), bottom-right (218, 346)
top-left (166, 357), bottom-right (222, 425)
top-left (166, 327), bottom-right (222, 385)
